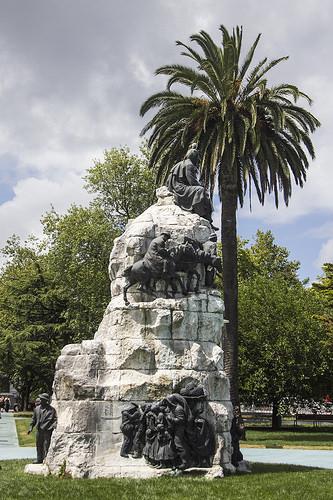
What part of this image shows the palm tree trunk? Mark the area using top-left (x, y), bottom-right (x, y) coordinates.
top-left (221, 171), bottom-right (239, 407)
top-left (220, 169), bottom-right (243, 467)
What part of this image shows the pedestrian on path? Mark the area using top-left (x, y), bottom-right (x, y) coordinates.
top-left (4, 397), bottom-right (10, 413)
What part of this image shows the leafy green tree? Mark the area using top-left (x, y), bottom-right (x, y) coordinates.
top-left (0, 238), bottom-right (68, 408)
top-left (239, 276), bottom-right (327, 429)
top-left (238, 230), bottom-right (300, 283)
top-left (140, 25), bottom-right (320, 414)
top-left (237, 232), bottom-right (329, 428)
top-left (41, 204), bottom-right (119, 342)
top-left (84, 146), bottom-right (156, 228)
top-left (312, 263), bottom-right (333, 356)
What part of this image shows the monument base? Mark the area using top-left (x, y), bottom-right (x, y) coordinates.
top-left (24, 454), bottom-right (230, 479)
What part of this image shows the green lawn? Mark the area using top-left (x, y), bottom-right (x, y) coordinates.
top-left (14, 418), bottom-right (35, 447)
top-left (0, 460), bottom-right (332, 500)
top-left (13, 412), bottom-right (33, 419)
top-left (242, 427), bottom-right (333, 449)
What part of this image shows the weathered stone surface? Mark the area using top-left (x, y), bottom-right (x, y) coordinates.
top-left (198, 312), bottom-right (224, 344)
top-left (24, 464), bottom-right (49, 476)
top-left (61, 344), bottom-right (82, 356)
top-left (42, 187), bottom-right (232, 479)
top-left (47, 432), bottom-right (97, 478)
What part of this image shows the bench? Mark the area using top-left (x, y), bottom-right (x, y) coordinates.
top-left (294, 413), bottom-right (333, 427)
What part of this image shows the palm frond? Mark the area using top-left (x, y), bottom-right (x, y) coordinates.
top-left (140, 25), bottom-right (319, 210)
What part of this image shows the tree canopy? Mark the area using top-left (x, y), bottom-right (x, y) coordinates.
top-left (84, 146), bottom-right (156, 227)
top-left (237, 232), bottom-right (330, 428)
top-left (0, 238), bottom-right (67, 407)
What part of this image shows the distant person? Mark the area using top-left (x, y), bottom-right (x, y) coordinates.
top-left (4, 397), bottom-right (10, 412)
top-left (27, 393), bottom-right (57, 464)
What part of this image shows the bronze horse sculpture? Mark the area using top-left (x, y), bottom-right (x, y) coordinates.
top-left (122, 236), bottom-right (221, 305)
top-left (122, 257), bottom-right (186, 305)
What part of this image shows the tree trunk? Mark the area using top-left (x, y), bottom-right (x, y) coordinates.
top-left (220, 169), bottom-right (243, 466)
top-left (21, 383), bottom-right (32, 411)
top-left (272, 400), bottom-right (282, 430)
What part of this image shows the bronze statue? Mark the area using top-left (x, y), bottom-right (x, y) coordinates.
top-left (143, 233), bottom-right (172, 276)
top-left (203, 233), bottom-right (219, 287)
top-left (120, 403), bottom-right (141, 457)
top-left (122, 234), bottom-right (222, 304)
top-left (166, 144), bottom-right (218, 230)
top-left (122, 233), bottom-right (186, 304)
top-left (120, 384), bottom-right (216, 471)
top-left (230, 406), bottom-right (245, 467)
top-left (132, 403), bottom-right (151, 459)
top-left (164, 394), bottom-right (192, 470)
top-left (27, 393), bottom-right (57, 464)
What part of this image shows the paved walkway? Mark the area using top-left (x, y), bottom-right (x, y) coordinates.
top-left (0, 412), bottom-right (36, 461)
top-left (241, 447), bottom-right (333, 469)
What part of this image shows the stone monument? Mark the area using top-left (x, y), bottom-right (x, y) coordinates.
top-left (25, 146), bottom-right (234, 478)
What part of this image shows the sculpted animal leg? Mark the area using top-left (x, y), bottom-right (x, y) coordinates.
top-left (193, 271), bottom-right (200, 293)
top-left (186, 272), bottom-right (192, 293)
top-left (177, 275), bottom-right (187, 295)
top-left (164, 278), bottom-right (172, 298)
top-left (123, 280), bottom-right (133, 305)
top-left (170, 278), bottom-right (178, 296)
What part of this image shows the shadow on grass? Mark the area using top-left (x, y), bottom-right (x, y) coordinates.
top-left (249, 463), bottom-right (321, 475)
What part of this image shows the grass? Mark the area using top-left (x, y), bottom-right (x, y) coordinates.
top-left (0, 460), bottom-right (332, 500)
top-left (14, 418), bottom-right (35, 447)
top-left (13, 412), bottom-right (33, 419)
top-left (242, 427), bottom-right (333, 449)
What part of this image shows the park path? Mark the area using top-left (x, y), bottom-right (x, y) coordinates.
top-left (0, 412), bottom-right (35, 460)
top-left (241, 447), bottom-right (333, 469)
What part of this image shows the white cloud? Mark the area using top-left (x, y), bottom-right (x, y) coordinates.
top-left (317, 239), bottom-right (333, 268)
top-left (0, 174), bottom-right (92, 251)
top-left (129, 55), bottom-right (155, 88)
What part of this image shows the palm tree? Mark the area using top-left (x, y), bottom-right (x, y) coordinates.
top-left (140, 26), bottom-right (320, 422)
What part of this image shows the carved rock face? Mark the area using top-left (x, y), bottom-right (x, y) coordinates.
top-left (44, 189), bottom-right (232, 479)
top-left (109, 188), bottom-right (213, 300)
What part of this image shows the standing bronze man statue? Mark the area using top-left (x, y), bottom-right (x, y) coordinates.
top-left (27, 393), bottom-right (57, 464)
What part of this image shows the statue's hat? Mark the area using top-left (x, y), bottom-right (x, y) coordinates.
top-left (38, 393), bottom-right (50, 401)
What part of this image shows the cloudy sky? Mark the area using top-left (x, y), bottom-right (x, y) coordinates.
top-left (0, 0), bottom-right (332, 282)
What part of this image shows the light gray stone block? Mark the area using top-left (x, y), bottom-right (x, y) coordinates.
top-left (24, 464), bottom-right (49, 476)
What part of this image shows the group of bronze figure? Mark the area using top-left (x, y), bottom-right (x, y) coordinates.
top-left (120, 383), bottom-right (215, 470)
top-left (122, 144), bottom-right (221, 305)
top-left (123, 233), bottom-right (222, 305)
